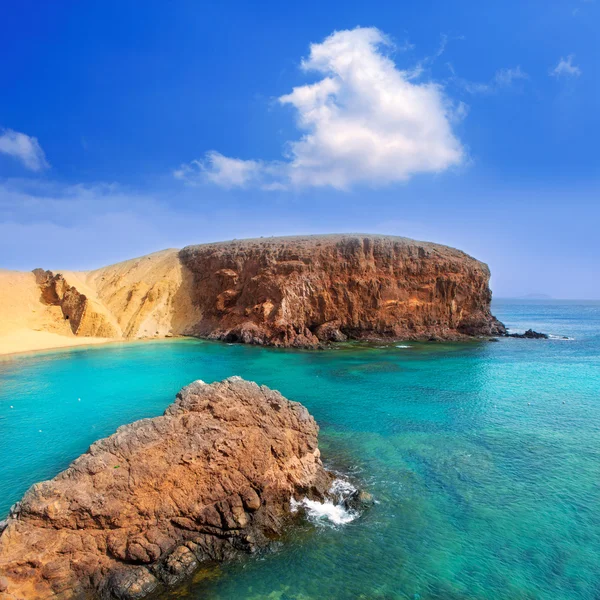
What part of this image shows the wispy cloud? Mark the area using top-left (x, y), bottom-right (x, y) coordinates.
top-left (0, 129), bottom-right (49, 171)
top-left (494, 66), bottom-right (529, 87)
top-left (550, 55), bottom-right (582, 78)
top-left (453, 65), bottom-right (529, 95)
top-left (573, 0), bottom-right (595, 17)
top-left (0, 179), bottom-right (199, 269)
top-left (405, 33), bottom-right (464, 80)
top-left (175, 152), bottom-right (268, 189)
top-left (175, 27), bottom-right (465, 191)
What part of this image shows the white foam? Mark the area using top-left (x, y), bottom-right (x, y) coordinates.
top-left (396, 344), bottom-right (412, 349)
top-left (296, 498), bottom-right (357, 525)
top-left (291, 478), bottom-right (359, 527)
top-left (548, 334), bottom-right (575, 341)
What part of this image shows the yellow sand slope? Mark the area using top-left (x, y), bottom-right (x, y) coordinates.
top-left (0, 249), bottom-right (201, 356)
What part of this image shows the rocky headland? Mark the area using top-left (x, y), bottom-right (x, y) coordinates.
top-left (180, 234), bottom-right (506, 346)
top-left (0, 378), bottom-right (337, 599)
top-left (0, 234), bottom-right (508, 354)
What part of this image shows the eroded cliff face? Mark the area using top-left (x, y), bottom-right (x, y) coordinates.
top-left (0, 378), bottom-right (334, 599)
top-left (179, 234), bottom-right (506, 347)
top-left (32, 269), bottom-right (120, 338)
top-left (0, 235), bottom-right (505, 354)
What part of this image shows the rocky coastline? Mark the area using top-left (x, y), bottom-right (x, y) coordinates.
top-left (0, 234), bottom-right (511, 355)
top-left (0, 378), bottom-right (350, 599)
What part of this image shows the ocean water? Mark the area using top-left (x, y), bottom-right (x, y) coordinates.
top-left (1, 299), bottom-right (599, 600)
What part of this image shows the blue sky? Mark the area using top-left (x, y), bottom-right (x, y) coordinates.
top-left (1, 0), bottom-right (598, 298)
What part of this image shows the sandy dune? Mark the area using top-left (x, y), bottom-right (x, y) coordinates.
top-left (0, 249), bottom-right (201, 356)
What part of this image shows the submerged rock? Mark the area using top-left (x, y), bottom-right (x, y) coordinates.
top-left (343, 489), bottom-right (375, 512)
top-left (0, 378), bottom-right (336, 599)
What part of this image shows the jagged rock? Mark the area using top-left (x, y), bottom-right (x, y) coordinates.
top-left (315, 321), bottom-right (348, 342)
top-left (343, 489), bottom-right (375, 511)
top-left (180, 234), bottom-right (507, 347)
top-left (6, 235), bottom-right (509, 353)
top-left (508, 329), bottom-right (549, 339)
top-left (0, 378), bottom-right (334, 599)
top-left (32, 268), bottom-right (119, 337)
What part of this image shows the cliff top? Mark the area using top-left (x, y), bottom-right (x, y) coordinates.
top-left (181, 233), bottom-right (477, 262)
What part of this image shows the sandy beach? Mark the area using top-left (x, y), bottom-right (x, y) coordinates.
top-left (0, 329), bottom-right (115, 357)
top-left (0, 269), bottom-right (110, 356)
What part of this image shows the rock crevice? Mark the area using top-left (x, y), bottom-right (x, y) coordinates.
top-left (32, 269), bottom-right (120, 338)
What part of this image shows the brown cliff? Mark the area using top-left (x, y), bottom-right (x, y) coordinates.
top-left (0, 378), bottom-right (334, 599)
top-left (180, 234), bottom-right (506, 346)
top-left (0, 234), bottom-right (506, 354)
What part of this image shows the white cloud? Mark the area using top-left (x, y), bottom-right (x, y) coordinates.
top-left (550, 55), bottom-right (582, 78)
top-left (176, 27), bottom-right (465, 191)
top-left (493, 66), bottom-right (528, 87)
top-left (0, 129), bottom-right (49, 171)
top-left (174, 151), bottom-right (265, 189)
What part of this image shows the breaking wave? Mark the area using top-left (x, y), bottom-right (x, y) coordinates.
top-left (291, 478), bottom-right (360, 527)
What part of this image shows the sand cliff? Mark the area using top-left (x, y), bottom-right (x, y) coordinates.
top-left (0, 234), bottom-right (505, 355)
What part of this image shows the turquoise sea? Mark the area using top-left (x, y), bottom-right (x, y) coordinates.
top-left (1, 299), bottom-right (599, 600)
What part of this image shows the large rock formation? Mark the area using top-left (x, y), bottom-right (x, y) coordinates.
top-left (0, 234), bottom-right (507, 354)
top-left (0, 378), bottom-right (334, 599)
top-left (180, 234), bottom-right (506, 346)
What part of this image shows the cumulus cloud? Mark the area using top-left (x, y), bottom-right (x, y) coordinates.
top-left (176, 27), bottom-right (465, 190)
top-left (0, 129), bottom-right (49, 171)
top-left (550, 55), bottom-right (581, 78)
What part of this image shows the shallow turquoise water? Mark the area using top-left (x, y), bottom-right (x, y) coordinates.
top-left (1, 300), bottom-right (599, 599)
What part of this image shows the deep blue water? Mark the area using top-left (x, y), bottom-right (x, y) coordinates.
top-left (1, 299), bottom-right (599, 599)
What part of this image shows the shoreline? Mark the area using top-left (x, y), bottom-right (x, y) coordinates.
top-left (0, 331), bottom-right (496, 361)
top-left (0, 333), bottom-right (196, 360)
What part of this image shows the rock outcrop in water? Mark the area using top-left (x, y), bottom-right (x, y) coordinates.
top-left (180, 234), bottom-right (506, 346)
top-left (0, 378), bottom-right (334, 599)
top-left (507, 329), bottom-right (549, 339)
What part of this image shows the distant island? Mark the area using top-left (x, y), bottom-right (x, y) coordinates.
top-left (519, 293), bottom-right (553, 300)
